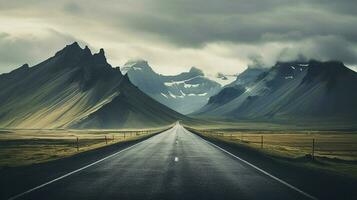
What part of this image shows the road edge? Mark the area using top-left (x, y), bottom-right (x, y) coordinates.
top-left (183, 127), bottom-right (320, 199)
top-left (4, 127), bottom-right (172, 200)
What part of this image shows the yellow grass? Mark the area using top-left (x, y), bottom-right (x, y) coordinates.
top-left (193, 129), bottom-right (357, 160)
top-left (187, 127), bottom-right (357, 177)
top-left (0, 127), bottom-right (169, 167)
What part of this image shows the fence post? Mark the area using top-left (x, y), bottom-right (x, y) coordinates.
top-left (230, 133), bottom-right (233, 140)
top-left (312, 138), bottom-right (315, 159)
top-left (261, 135), bottom-right (263, 148)
top-left (105, 136), bottom-right (108, 144)
top-left (241, 133), bottom-right (243, 142)
top-left (124, 132), bottom-right (126, 139)
top-left (112, 135), bottom-right (114, 141)
top-left (76, 137), bottom-right (79, 151)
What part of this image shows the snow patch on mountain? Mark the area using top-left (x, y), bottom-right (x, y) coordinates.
top-left (124, 62), bottom-right (221, 114)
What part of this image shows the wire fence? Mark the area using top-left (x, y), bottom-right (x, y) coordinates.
top-left (73, 130), bottom-right (153, 151)
top-left (0, 129), bottom-right (161, 153)
top-left (194, 129), bottom-right (357, 160)
top-left (0, 128), bottom-right (171, 167)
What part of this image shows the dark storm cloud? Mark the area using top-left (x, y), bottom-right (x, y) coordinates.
top-left (0, 0), bottom-right (357, 73)
top-left (63, 2), bottom-right (82, 14)
top-left (1, 0), bottom-right (357, 47)
top-left (109, 0), bottom-right (357, 64)
top-left (313, 0), bottom-right (357, 15)
top-left (310, 36), bottom-right (357, 64)
top-left (113, 0), bottom-right (357, 47)
top-left (276, 35), bottom-right (357, 65)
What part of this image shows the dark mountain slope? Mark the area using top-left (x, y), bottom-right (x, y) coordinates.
top-left (226, 67), bottom-right (267, 88)
top-left (74, 75), bottom-right (185, 128)
top-left (0, 42), bottom-right (185, 129)
top-left (194, 61), bottom-right (357, 123)
top-left (195, 67), bottom-right (266, 114)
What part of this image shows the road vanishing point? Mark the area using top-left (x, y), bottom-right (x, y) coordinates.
top-left (9, 123), bottom-right (316, 200)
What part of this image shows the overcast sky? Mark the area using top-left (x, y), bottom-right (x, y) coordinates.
top-left (0, 0), bottom-right (356, 75)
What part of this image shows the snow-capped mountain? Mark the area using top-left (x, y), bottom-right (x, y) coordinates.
top-left (194, 60), bottom-right (357, 123)
top-left (122, 60), bottom-right (221, 114)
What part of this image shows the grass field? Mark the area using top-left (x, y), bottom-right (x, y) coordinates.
top-left (186, 127), bottom-right (357, 178)
top-left (0, 127), bottom-right (170, 168)
top-left (184, 118), bottom-right (357, 131)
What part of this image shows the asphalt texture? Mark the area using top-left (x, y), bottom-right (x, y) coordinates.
top-left (3, 124), bottom-right (316, 200)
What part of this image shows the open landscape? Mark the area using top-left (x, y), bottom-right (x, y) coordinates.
top-left (1, 1), bottom-right (357, 200)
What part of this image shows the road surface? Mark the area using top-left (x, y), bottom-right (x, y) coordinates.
top-left (9, 123), bottom-right (315, 200)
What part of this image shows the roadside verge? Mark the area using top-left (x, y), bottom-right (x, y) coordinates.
top-left (186, 127), bottom-right (357, 200)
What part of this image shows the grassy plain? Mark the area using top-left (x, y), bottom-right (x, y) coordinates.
top-left (186, 126), bottom-right (357, 178)
top-left (0, 127), bottom-right (169, 168)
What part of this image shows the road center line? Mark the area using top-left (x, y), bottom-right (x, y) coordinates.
top-left (183, 127), bottom-right (318, 200)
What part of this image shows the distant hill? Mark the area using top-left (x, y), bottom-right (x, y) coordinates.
top-left (122, 60), bottom-right (221, 114)
top-left (0, 42), bottom-right (186, 129)
top-left (193, 60), bottom-right (357, 123)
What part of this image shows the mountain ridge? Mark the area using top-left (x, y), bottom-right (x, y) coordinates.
top-left (122, 60), bottom-right (221, 114)
top-left (194, 60), bottom-right (357, 123)
top-left (0, 42), bottom-right (186, 129)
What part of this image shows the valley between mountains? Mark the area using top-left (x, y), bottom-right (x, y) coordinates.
top-left (1, 42), bottom-right (356, 129)
top-left (1, 42), bottom-right (357, 200)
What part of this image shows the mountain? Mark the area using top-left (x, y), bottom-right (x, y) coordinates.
top-left (0, 42), bottom-right (185, 129)
top-left (194, 60), bottom-right (357, 123)
top-left (210, 72), bottom-right (237, 86)
top-left (198, 67), bottom-right (267, 111)
top-left (225, 67), bottom-right (267, 88)
top-left (122, 60), bottom-right (221, 114)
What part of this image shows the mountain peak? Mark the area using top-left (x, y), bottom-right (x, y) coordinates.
top-left (8, 63), bottom-right (30, 75)
top-left (99, 48), bottom-right (105, 55)
top-left (83, 45), bottom-right (92, 55)
top-left (55, 41), bottom-right (83, 58)
top-left (92, 48), bottom-right (107, 63)
top-left (66, 42), bottom-right (81, 51)
top-left (20, 63), bottom-right (29, 69)
top-left (189, 66), bottom-right (204, 76)
top-left (121, 59), bottom-right (152, 74)
top-left (93, 48), bottom-right (105, 57)
top-left (43, 43), bottom-right (114, 73)
top-left (308, 60), bottom-right (344, 67)
top-left (304, 60), bottom-right (351, 80)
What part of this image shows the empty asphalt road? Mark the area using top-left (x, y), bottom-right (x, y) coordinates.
top-left (9, 123), bottom-right (315, 200)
